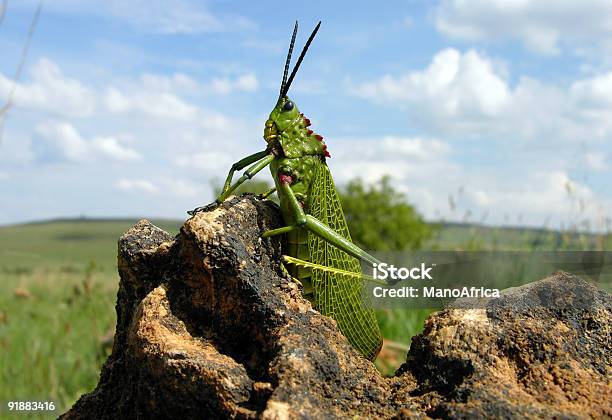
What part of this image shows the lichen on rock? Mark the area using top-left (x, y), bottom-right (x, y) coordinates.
top-left (62, 195), bottom-right (612, 419)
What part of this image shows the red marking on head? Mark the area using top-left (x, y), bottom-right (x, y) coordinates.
top-left (324, 150), bottom-right (331, 158)
top-left (303, 118), bottom-right (311, 127)
top-left (279, 174), bottom-right (293, 184)
top-left (306, 129), bottom-right (313, 136)
top-left (314, 134), bottom-right (323, 142)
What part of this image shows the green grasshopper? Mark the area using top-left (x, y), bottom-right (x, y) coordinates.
top-left (189, 22), bottom-right (383, 361)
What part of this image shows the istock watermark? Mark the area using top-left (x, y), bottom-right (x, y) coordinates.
top-left (373, 286), bottom-right (501, 299)
top-left (371, 261), bottom-right (500, 301)
top-left (372, 262), bottom-right (434, 281)
top-left (366, 251), bottom-right (612, 309)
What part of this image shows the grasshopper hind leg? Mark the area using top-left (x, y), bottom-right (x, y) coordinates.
top-left (279, 258), bottom-right (316, 301)
top-left (280, 262), bottom-right (303, 287)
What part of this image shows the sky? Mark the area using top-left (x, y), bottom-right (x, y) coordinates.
top-left (1, 0), bottom-right (611, 231)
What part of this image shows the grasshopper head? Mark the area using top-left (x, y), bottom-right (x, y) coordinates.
top-left (265, 21), bottom-right (320, 147)
top-left (264, 96), bottom-right (300, 145)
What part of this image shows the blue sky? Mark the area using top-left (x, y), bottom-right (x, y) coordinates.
top-left (1, 0), bottom-right (611, 231)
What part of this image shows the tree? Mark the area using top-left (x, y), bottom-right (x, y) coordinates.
top-left (339, 176), bottom-right (432, 251)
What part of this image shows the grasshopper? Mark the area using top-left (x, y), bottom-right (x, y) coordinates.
top-left (189, 22), bottom-right (383, 361)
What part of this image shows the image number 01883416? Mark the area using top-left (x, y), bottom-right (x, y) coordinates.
top-left (188, 21), bottom-right (384, 361)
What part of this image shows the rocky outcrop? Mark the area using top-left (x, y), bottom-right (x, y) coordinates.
top-left (397, 275), bottom-right (611, 418)
top-left (62, 195), bottom-right (611, 419)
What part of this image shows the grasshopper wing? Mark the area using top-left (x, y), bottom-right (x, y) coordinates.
top-left (307, 162), bottom-right (383, 360)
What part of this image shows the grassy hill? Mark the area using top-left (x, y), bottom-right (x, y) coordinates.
top-left (0, 218), bottom-right (183, 273)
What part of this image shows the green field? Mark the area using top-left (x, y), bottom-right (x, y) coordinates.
top-left (0, 218), bottom-right (609, 416)
top-left (0, 219), bottom-right (182, 418)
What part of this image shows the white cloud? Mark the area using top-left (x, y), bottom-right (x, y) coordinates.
top-left (331, 136), bottom-right (449, 163)
top-left (116, 178), bottom-right (201, 198)
top-left (329, 136), bottom-right (455, 190)
top-left (163, 178), bottom-right (201, 198)
top-left (354, 49), bottom-right (510, 122)
top-left (324, 132), bottom-right (612, 230)
top-left (462, 171), bottom-right (609, 229)
top-left (139, 73), bottom-right (199, 93)
top-left (104, 87), bottom-right (197, 120)
top-left (174, 151), bottom-right (233, 173)
top-left (104, 72), bottom-right (257, 119)
top-left (205, 74), bottom-right (259, 95)
top-left (104, 88), bottom-right (131, 113)
top-left (492, 172), bottom-right (586, 215)
top-left (117, 178), bottom-right (159, 194)
top-left (0, 58), bottom-right (95, 117)
top-left (170, 117), bottom-right (258, 178)
top-left (353, 48), bottom-right (612, 143)
top-left (570, 72), bottom-right (612, 108)
top-left (382, 137), bottom-right (450, 159)
top-left (92, 136), bottom-right (141, 162)
top-left (350, 49), bottom-right (612, 229)
top-left (35, 121), bottom-right (89, 162)
top-left (435, 0), bottom-right (612, 55)
top-left (35, 121), bottom-right (141, 163)
top-left (584, 152), bottom-right (608, 171)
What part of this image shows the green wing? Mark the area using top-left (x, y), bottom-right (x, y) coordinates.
top-left (307, 162), bottom-right (382, 360)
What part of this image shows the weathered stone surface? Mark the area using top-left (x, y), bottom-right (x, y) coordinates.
top-left (62, 195), bottom-right (611, 419)
top-left (397, 273), bottom-right (611, 418)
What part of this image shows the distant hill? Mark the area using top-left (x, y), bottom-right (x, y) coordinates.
top-left (0, 218), bottom-right (183, 273)
top-left (428, 220), bottom-right (607, 251)
top-left (0, 218), bottom-right (608, 275)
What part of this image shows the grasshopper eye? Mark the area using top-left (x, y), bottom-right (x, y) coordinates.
top-left (282, 100), bottom-right (294, 112)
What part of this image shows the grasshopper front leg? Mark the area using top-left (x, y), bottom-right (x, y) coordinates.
top-left (262, 180), bottom-right (381, 266)
top-left (258, 187), bottom-right (277, 200)
top-left (188, 151), bottom-right (274, 215)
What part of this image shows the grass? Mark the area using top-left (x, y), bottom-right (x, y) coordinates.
top-left (0, 218), bottom-right (609, 416)
top-left (374, 308), bottom-right (432, 373)
top-left (0, 219), bottom-right (181, 418)
top-left (1, 270), bottom-right (116, 417)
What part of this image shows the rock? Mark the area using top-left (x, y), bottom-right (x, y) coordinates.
top-left (62, 195), bottom-right (611, 419)
top-left (398, 273), bottom-right (612, 418)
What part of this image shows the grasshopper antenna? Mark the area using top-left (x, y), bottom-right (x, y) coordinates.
top-left (279, 21), bottom-right (298, 101)
top-left (281, 21), bottom-right (320, 99)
